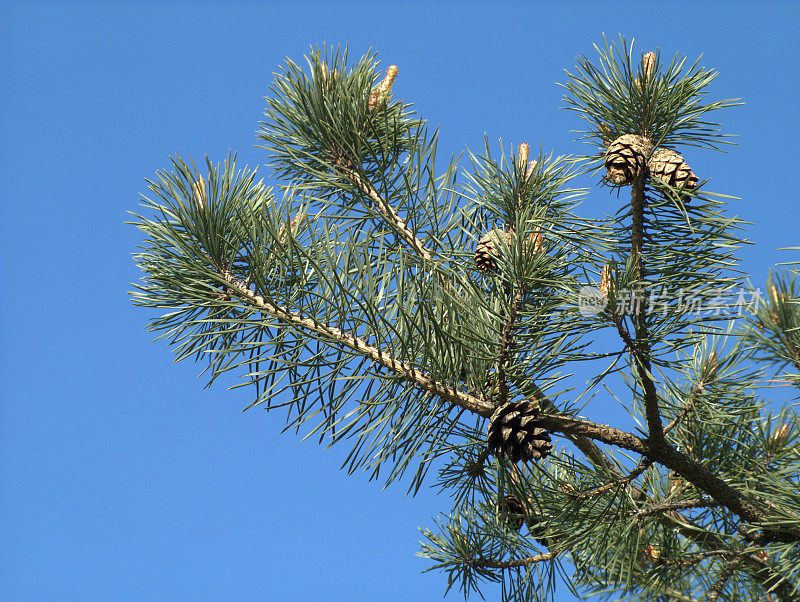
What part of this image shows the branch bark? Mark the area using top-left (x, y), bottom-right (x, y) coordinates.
top-left (463, 549), bottom-right (562, 569)
top-left (536, 413), bottom-right (800, 543)
top-left (339, 166), bottom-right (433, 261)
top-left (224, 275), bottom-right (494, 418)
top-left (630, 172), bottom-right (664, 445)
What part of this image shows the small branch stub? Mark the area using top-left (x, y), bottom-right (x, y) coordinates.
top-left (599, 123), bottom-right (615, 146)
top-left (641, 544), bottom-right (662, 565)
top-left (604, 134), bottom-right (652, 186)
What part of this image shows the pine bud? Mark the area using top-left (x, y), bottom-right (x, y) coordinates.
top-left (516, 148), bottom-right (537, 209)
top-left (270, 211), bottom-right (307, 262)
top-left (525, 160), bottom-right (537, 180)
top-left (642, 544), bottom-right (662, 564)
top-left (319, 63), bottom-right (339, 94)
top-left (369, 65), bottom-right (398, 110)
top-left (702, 351), bottom-right (720, 380)
top-left (518, 143), bottom-right (530, 171)
top-left (600, 264), bottom-right (613, 296)
top-left (642, 52), bottom-right (656, 80)
top-left (634, 52), bottom-right (657, 91)
top-left (379, 65), bottom-right (398, 93)
top-left (560, 483), bottom-right (578, 497)
top-left (754, 549), bottom-right (769, 563)
top-left (278, 211), bottom-right (306, 241)
top-left (771, 424), bottom-right (790, 446)
top-left (599, 264), bottom-right (616, 312)
top-left (192, 176), bottom-right (206, 209)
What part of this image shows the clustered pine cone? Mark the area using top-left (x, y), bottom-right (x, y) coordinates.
top-left (604, 134), bottom-right (652, 186)
top-left (474, 229), bottom-right (513, 272)
top-left (647, 147), bottom-right (698, 193)
top-left (486, 400), bottom-right (552, 463)
top-left (604, 134), bottom-right (700, 196)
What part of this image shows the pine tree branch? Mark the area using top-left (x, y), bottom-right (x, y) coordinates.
top-left (662, 513), bottom-right (796, 600)
top-left (664, 358), bottom-right (719, 436)
top-left (610, 310), bottom-right (635, 352)
top-left (224, 246), bottom-right (800, 566)
top-left (704, 554), bottom-right (744, 601)
top-left (628, 497), bottom-right (718, 518)
top-left (564, 433), bottom-right (620, 475)
top-left (462, 549), bottom-right (562, 569)
top-left (649, 550), bottom-right (735, 568)
top-left (549, 442), bottom-right (789, 596)
top-left (338, 165), bottom-right (433, 261)
top-left (564, 457), bottom-right (653, 501)
top-left (520, 378), bottom-right (797, 549)
top-left (536, 413), bottom-right (800, 543)
top-left (663, 385), bottom-right (701, 436)
top-left (525, 382), bottom-right (622, 475)
top-left (222, 274), bottom-right (494, 418)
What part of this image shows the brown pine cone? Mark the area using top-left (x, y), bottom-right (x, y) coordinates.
top-left (647, 147), bottom-right (698, 194)
top-left (486, 400), bottom-right (552, 463)
top-left (475, 229), bottom-right (513, 273)
top-left (604, 134), bottom-right (652, 186)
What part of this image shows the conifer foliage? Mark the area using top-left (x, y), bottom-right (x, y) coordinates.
top-left (132, 38), bottom-right (800, 600)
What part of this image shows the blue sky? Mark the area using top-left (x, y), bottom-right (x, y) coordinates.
top-left (1, 2), bottom-right (798, 601)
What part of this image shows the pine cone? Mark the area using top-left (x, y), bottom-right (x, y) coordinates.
top-left (499, 494), bottom-right (526, 531)
top-left (475, 229), bottom-right (513, 272)
top-left (604, 134), bottom-right (652, 186)
top-left (486, 400), bottom-right (552, 463)
top-left (647, 147), bottom-right (698, 194)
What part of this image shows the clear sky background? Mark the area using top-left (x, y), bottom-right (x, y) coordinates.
top-left (1, 2), bottom-right (798, 601)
